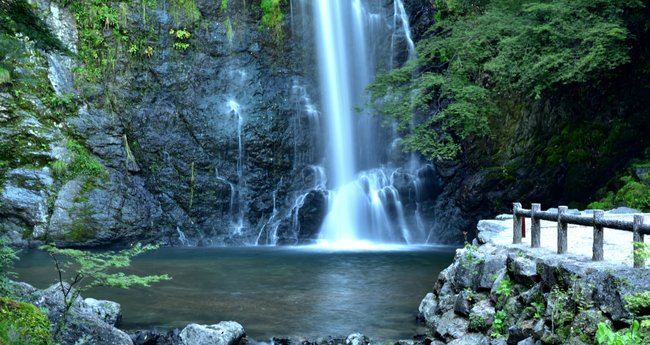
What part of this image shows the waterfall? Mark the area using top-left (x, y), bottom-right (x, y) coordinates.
top-left (227, 100), bottom-right (245, 235)
top-left (176, 226), bottom-right (188, 246)
top-left (391, 0), bottom-right (416, 68)
top-left (310, 0), bottom-right (422, 246)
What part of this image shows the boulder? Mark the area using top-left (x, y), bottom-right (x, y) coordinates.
top-left (179, 321), bottom-right (245, 345)
top-left (478, 251), bottom-right (507, 289)
top-left (516, 338), bottom-right (535, 345)
top-left (470, 300), bottom-right (495, 326)
top-left (437, 282), bottom-right (457, 313)
top-left (433, 310), bottom-right (469, 341)
top-left (24, 282), bottom-right (132, 345)
top-left (508, 254), bottom-right (537, 283)
top-left (507, 320), bottom-right (535, 344)
top-left (418, 292), bottom-right (438, 324)
top-left (569, 310), bottom-right (607, 341)
top-left (447, 333), bottom-right (489, 345)
top-left (130, 329), bottom-right (181, 345)
top-left (84, 298), bottom-right (122, 326)
top-left (0, 168), bottom-right (53, 241)
top-left (477, 220), bottom-right (509, 244)
top-left (345, 333), bottom-right (369, 345)
top-left (489, 269), bottom-right (508, 303)
top-left (454, 290), bottom-right (472, 316)
top-left (296, 190), bottom-right (328, 243)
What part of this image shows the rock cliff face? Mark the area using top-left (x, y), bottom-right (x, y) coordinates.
top-left (417, 221), bottom-right (650, 344)
top-left (0, 0), bottom-right (440, 247)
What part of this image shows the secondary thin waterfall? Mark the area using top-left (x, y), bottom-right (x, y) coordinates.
top-left (314, 0), bottom-right (417, 245)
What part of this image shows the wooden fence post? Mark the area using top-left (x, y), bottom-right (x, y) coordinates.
top-left (513, 202), bottom-right (522, 244)
top-left (531, 203), bottom-right (541, 248)
top-left (592, 210), bottom-right (604, 261)
top-left (633, 214), bottom-right (646, 268)
top-left (557, 206), bottom-right (568, 254)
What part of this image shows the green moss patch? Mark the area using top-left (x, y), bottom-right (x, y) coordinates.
top-left (0, 297), bottom-right (54, 345)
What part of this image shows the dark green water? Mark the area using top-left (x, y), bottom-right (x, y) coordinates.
top-left (14, 245), bottom-right (455, 340)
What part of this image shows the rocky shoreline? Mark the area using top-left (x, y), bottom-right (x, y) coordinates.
top-left (416, 218), bottom-right (650, 344)
top-left (6, 215), bottom-right (648, 344)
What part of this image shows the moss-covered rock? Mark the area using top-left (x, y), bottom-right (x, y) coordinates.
top-left (0, 297), bottom-right (54, 345)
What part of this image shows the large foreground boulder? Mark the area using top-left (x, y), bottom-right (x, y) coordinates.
top-left (179, 321), bottom-right (246, 345)
top-left (13, 281), bottom-right (132, 345)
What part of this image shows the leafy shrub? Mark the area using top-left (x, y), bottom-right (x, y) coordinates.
top-left (41, 243), bottom-right (171, 339)
top-left (589, 173), bottom-right (650, 212)
top-left (468, 313), bottom-right (486, 331)
top-left (596, 320), bottom-right (648, 345)
top-left (496, 277), bottom-right (512, 300)
top-left (491, 310), bottom-right (507, 338)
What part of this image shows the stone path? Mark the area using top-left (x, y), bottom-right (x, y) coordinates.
top-left (480, 211), bottom-right (650, 268)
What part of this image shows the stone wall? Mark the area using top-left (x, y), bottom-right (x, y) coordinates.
top-left (418, 221), bottom-right (650, 344)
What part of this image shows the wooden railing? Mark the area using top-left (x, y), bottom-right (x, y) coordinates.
top-left (512, 203), bottom-right (650, 268)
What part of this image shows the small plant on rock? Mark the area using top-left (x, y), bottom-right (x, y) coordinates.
top-left (531, 301), bottom-right (545, 320)
top-left (462, 242), bottom-right (484, 268)
top-left (491, 310), bottom-right (507, 338)
top-left (496, 276), bottom-right (512, 302)
top-left (40, 243), bottom-right (171, 340)
top-left (596, 320), bottom-right (648, 345)
top-left (633, 241), bottom-right (649, 268)
top-left (469, 313), bottom-right (486, 332)
top-left (170, 28), bottom-right (191, 50)
top-left (549, 286), bottom-right (571, 334)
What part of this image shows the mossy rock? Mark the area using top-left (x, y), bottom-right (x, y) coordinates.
top-left (569, 310), bottom-right (607, 343)
top-left (0, 297), bottom-right (54, 345)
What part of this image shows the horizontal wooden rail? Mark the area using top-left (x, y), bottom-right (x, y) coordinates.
top-left (512, 202), bottom-right (648, 268)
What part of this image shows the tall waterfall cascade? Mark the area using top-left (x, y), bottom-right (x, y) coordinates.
top-left (290, 0), bottom-right (431, 246)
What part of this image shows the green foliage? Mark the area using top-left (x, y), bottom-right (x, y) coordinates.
top-left (66, 0), bottom-right (129, 83)
top-left (260, 0), bottom-right (285, 43)
top-left (40, 243), bottom-right (171, 339)
top-left (462, 242), bottom-right (484, 267)
top-left (44, 92), bottom-right (77, 122)
top-left (596, 320), bottom-right (648, 345)
top-left (41, 243), bottom-right (171, 291)
top-left (369, 0), bottom-right (645, 160)
top-left (221, 0), bottom-right (228, 12)
top-left (0, 66), bottom-right (9, 84)
top-left (549, 285), bottom-right (572, 333)
top-left (532, 301), bottom-right (545, 320)
top-left (590, 172), bottom-right (650, 211)
top-left (65, 139), bottom-right (106, 180)
top-left (170, 28), bottom-right (191, 50)
top-left (225, 17), bottom-right (234, 43)
top-left (633, 242), bottom-right (650, 268)
top-left (0, 236), bottom-right (18, 296)
top-left (468, 313), bottom-right (486, 331)
top-left (491, 309), bottom-right (507, 338)
top-left (169, 0), bottom-right (201, 25)
top-left (496, 277), bottom-right (512, 300)
top-left (625, 291), bottom-right (650, 327)
top-left (49, 160), bottom-right (68, 179)
top-left (0, 297), bottom-right (54, 345)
